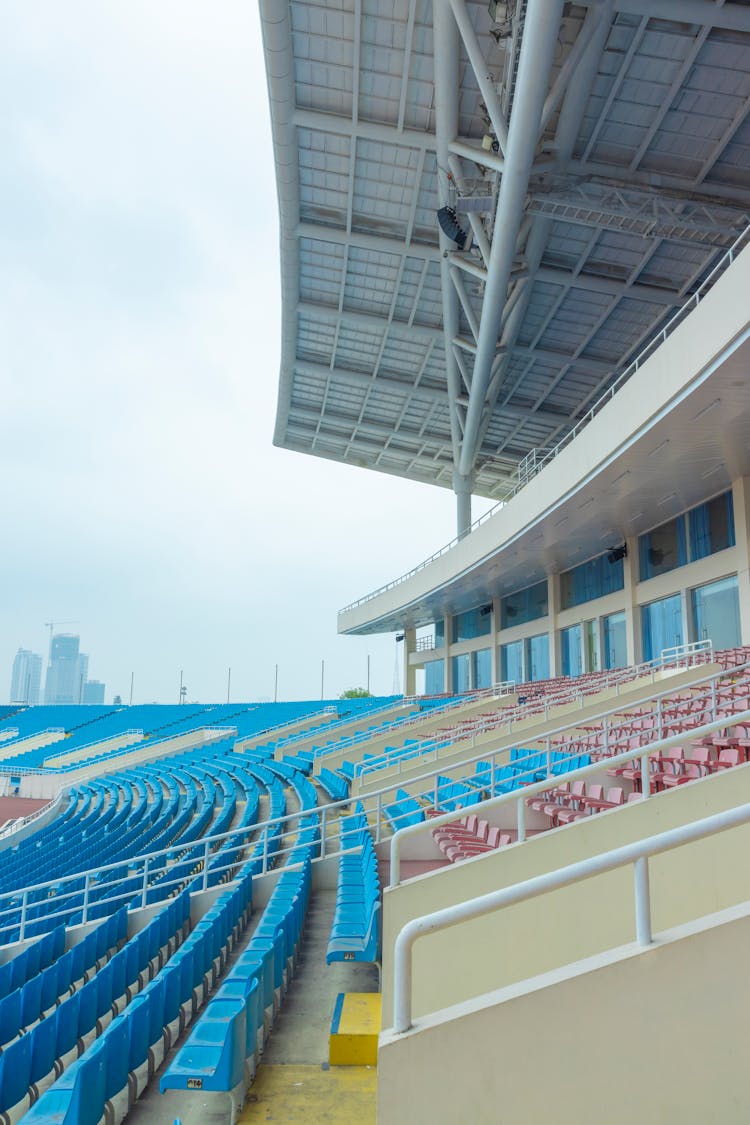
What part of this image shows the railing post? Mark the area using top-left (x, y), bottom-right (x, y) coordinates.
top-left (200, 838), bottom-right (209, 891)
top-left (375, 793), bottom-right (382, 844)
top-left (546, 736), bottom-right (551, 778)
top-left (434, 776), bottom-right (439, 811)
top-left (517, 797), bottom-right (526, 843)
top-left (261, 830), bottom-right (269, 875)
top-left (603, 715), bottom-right (609, 755)
top-left (711, 677), bottom-right (717, 722)
top-left (82, 872), bottom-right (90, 924)
top-left (634, 856), bottom-right (652, 945)
top-left (141, 856), bottom-right (149, 908)
top-left (320, 807), bottom-right (327, 859)
top-left (490, 755), bottom-right (496, 799)
top-left (640, 752), bottom-right (651, 797)
top-left (20, 889), bottom-right (27, 941)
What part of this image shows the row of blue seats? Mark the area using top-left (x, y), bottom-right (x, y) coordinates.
top-left (431, 776), bottom-right (483, 813)
top-left (160, 855), bottom-right (314, 1117)
top-left (0, 911), bottom-right (125, 1052)
top-left (472, 750), bottom-right (592, 793)
top-left (317, 767), bottom-right (349, 803)
top-left (24, 877), bottom-right (251, 1125)
top-left (327, 804), bottom-right (380, 964)
top-left (0, 896), bottom-right (188, 1122)
top-left (383, 790), bottom-right (425, 832)
top-left (0, 926), bottom-right (64, 1001)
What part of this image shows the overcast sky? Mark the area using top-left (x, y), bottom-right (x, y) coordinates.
top-left (0, 2), bottom-right (493, 705)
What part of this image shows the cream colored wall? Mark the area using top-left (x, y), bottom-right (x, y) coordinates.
top-left (381, 760), bottom-right (750, 1026)
top-left (45, 731), bottom-right (145, 768)
top-left (377, 903), bottom-right (750, 1125)
top-left (0, 730), bottom-right (65, 762)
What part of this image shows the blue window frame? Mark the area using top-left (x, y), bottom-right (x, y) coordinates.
top-left (425, 659), bottom-right (444, 695)
top-left (500, 580), bottom-right (548, 629)
top-left (603, 612), bottom-right (627, 670)
top-left (526, 633), bottom-right (549, 682)
top-left (452, 607), bottom-right (492, 643)
top-left (560, 624), bottom-right (583, 677)
top-left (473, 648), bottom-right (492, 690)
top-left (500, 641), bottom-right (524, 685)
top-left (452, 653), bottom-right (471, 693)
top-left (641, 594), bottom-right (683, 661)
top-left (560, 553), bottom-right (624, 610)
top-left (691, 576), bottom-right (740, 651)
top-left (689, 492), bottom-right (735, 562)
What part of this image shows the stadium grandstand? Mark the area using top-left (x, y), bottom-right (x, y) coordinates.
top-left (3, 2), bottom-right (750, 1123)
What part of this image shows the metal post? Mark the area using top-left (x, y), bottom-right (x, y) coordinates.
top-left (274, 664), bottom-right (278, 703)
top-left (640, 752), bottom-right (651, 797)
top-left (634, 856), bottom-right (652, 945)
top-left (129, 671), bottom-right (134, 706)
top-left (320, 807), bottom-right (327, 859)
top-left (546, 736), bottom-right (551, 778)
top-left (711, 676), bottom-right (717, 721)
top-left (517, 796), bottom-right (526, 843)
top-left (202, 838), bottom-right (210, 891)
top-left (656, 696), bottom-right (663, 739)
top-left (376, 793), bottom-right (382, 844)
top-left (227, 667), bottom-right (231, 705)
top-left (262, 830), bottom-right (269, 874)
top-left (434, 776), bottom-right (440, 810)
top-left (20, 890), bottom-right (27, 941)
top-left (82, 872), bottom-right (90, 923)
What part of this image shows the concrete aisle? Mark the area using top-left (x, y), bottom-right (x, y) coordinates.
top-left (128, 888), bottom-right (379, 1125)
top-left (239, 888), bottom-right (379, 1123)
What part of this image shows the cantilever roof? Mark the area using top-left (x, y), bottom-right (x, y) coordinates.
top-left (260, 0), bottom-right (750, 501)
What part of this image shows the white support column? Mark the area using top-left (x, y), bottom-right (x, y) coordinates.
top-left (623, 536), bottom-right (641, 663)
top-left (443, 613), bottom-right (452, 693)
top-left (731, 476), bottom-right (750, 645)
top-left (548, 574), bottom-right (561, 677)
top-left (491, 595), bottom-right (501, 684)
top-left (403, 628), bottom-right (417, 696)
top-left (453, 470), bottom-right (473, 538)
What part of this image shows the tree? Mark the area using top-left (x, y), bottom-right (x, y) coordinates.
top-left (339, 687), bottom-right (373, 699)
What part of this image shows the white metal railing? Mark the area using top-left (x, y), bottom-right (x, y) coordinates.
top-left (0, 650), bottom-right (741, 942)
top-left (42, 729), bottom-right (144, 765)
top-left (391, 792), bottom-right (750, 1033)
top-left (0, 790), bottom-right (67, 843)
top-left (339, 225), bottom-right (750, 616)
top-left (388, 658), bottom-right (741, 886)
top-left (359, 644), bottom-right (712, 787)
top-left (0, 655), bottom-right (740, 940)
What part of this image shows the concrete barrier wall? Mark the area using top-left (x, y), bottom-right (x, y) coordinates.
top-left (378, 903), bottom-right (750, 1124)
top-left (381, 761), bottom-right (750, 1025)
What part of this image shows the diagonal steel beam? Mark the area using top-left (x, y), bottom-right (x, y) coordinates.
top-left (447, 0), bottom-right (509, 153)
top-left (456, 0), bottom-right (566, 481)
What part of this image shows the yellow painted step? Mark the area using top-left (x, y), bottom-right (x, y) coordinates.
top-left (329, 992), bottom-right (381, 1067)
top-left (238, 1063), bottom-right (376, 1123)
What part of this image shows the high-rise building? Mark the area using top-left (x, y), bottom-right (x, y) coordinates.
top-left (82, 680), bottom-right (106, 705)
top-left (10, 649), bottom-right (43, 706)
top-left (44, 634), bottom-right (89, 705)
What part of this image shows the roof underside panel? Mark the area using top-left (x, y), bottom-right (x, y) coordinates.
top-left (266, 0), bottom-right (750, 501)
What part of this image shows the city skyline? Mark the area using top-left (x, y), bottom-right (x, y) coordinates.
top-left (9, 633), bottom-right (107, 707)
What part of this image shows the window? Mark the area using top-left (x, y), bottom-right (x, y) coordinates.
top-left (424, 660), bottom-right (444, 695)
top-left (500, 641), bottom-right (524, 685)
top-left (560, 624), bottom-right (583, 677)
top-left (473, 648), bottom-right (493, 690)
top-left (526, 633), bottom-right (549, 682)
top-left (560, 553), bottom-right (624, 610)
top-left (689, 492), bottom-right (735, 562)
top-left (452, 607), bottom-right (492, 643)
top-left (603, 612), bottom-right (627, 670)
top-left (434, 620), bottom-right (445, 647)
top-left (691, 576), bottom-right (740, 651)
top-left (500, 580), bottom-right (548, 629)
top-left (639, 517), bottom-right (687, 581)
top-left (639, 492), bottom-right (735, 582)
top-left (452, 653), bottom-right (471, 693)
top-left (584, 620), bottom-right (600, 672)
top-left (641, 594), bottom-right (683, 661)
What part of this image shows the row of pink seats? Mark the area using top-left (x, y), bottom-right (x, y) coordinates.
top-left (431, 814), bottom-right (511, 863)
top-left (529, 781), bottom-right (634, 827)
